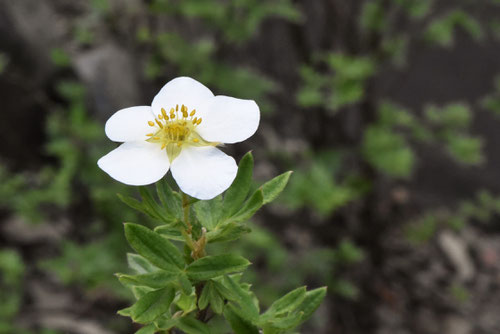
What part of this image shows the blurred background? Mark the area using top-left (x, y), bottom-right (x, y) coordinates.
top-left (1, 0), bottom-right (500, 333)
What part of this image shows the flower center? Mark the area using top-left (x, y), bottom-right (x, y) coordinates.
top-left (146, 104), bottom-right (217, 162)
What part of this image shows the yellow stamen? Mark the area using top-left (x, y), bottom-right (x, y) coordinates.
top-left (161, 143), bottom-right (166, 149)
top-left (192, 117), bottom-right (198, 124)
top-left (176, 104), bottom-right (179, 111)
top-left (148, 121), bottom-right (155, 126)
top-left (161, 108), bottom-right (168, 118)
top-left (146, 133), bottom-right (154, 136)
top-left (190, 109), bottom-right (196, 116)
top-left (196, 118), bottom-right (202, 125)
top-left (158, 114), bottom-right (163, 119)
top-left (193, 138), bottom-right (199, 143)
top-left (156, 120), bottom-right (164, 128)
top-left (182, 109), bottom-right (188, 118)
top-left (153, 137), bottom-right (160, 140)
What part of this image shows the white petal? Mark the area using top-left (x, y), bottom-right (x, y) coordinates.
top-left (151, 77), bottom-right (214, 115)
top-left (98, 141), bottom-right (170, 186)
top-left (105, 106), bottom-right (156, 142)
top-left (170, 146), bottom-right (237, 200)
top-left (196, 96), bottom-right (260, 144)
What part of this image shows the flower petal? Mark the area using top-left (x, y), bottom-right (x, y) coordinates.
top-left (170, 146), bottom-right (237, 200)
top-left (196, 96), bottom-right (260, 144)
top-left (151, 77), bottom-right (214, 115)
top-left (97, 141), bottom-right (170, 186)
top-left (105, 106), bottom-right (156, 142)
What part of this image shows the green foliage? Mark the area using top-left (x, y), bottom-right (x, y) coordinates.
top-left (149, 0), bottom-right (301, 43)
top-left (425, 10), bottom-right (484, 47)
top-left (406, 190), bottom-right (500, 244)
top-left (283, 151), bottom-right (369, 215)
top-left (297, 53), bottom-right (376, 112)
top-left (0, 249), bottom-right (25, 333)
top-left (50, 48), bottom-right (71, 67)
top-left (118, 153), bottom-right (326, 333)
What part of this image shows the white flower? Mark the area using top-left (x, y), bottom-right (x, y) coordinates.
top-left (97, 76), bottom-right (260, 200)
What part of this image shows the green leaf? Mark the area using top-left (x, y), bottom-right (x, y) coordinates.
top-left (178, 273), bottom-right (193, 295)
top-left (260, 286), bottom-right (306, 321)
top-left (211, 279), bottom-right (237, 301)
top-left (293, 287), bottom-right (327, 323)
top-left (127, 253), bottom-right (158, 274)
top-left (194, 195), bottom-right (223, 230)
top-left (117, 271), bottom-right (179, 289)
top-left (224, 306), bottom-right (259, 334)
top-left (156, 179), bottom-right (183, 219)
top-left (186, 255), bottom-right (250, 281)
top-left (208, 284), bottom-right (224, 314)
top-left (260, 171), bottom-right (292, 204)
top-left (154, 316), bottom-right (178, 330)
top-left (139, 187), bottom-right (176, 222)
top-left (222, 152), bottom-right (254, 218)
top-left (135, 323), bottom-right (156, 334)
top-left (206, 222), bottom-right (251, 243)
top-left (177, 316), bottom-right (212, 334)
top-left (125, 223), bottom-right (185, 270)
top-left (154, 225), bottom-right (184, 241)
top-left (129, 286), bottom-right (176, 324)
top-left (118, 194), bottom-right (153, 216)
top-left (230, 190), bottom-right (264, 223)
top-left (176, 291), bottom-right (197, 313)
top-left (223, 275), bottom-right (259, 321)
top-left (198, 283), bottom-right (211, 310)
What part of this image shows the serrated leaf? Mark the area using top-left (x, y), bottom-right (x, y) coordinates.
top-left (125, 223), bottom-right (185, 270)
top-left (224, 305), bottom-right (259, 334)
top-left (117, 271), bottom-right (179, 289)
top-left (194, 195), bottom-right (223, 230)
top-left (154, 225), bottom-right (184, 241)
top-left (177, 316), bottom-right (212, 334)
top-left (260, 286), bottom-right (306, 321)
top-left (186, 255), bottom-right (250, 281)
top-left (129, 286), bottom-right (176, 324)
top-left (293, 287), bottom-right (327, 323)
top-left (260, 171), bottom-right (292, 204)
top-left (223, 275), bottom-right (259, 321)
top-left (127, 253), bottom-right (158, 274)
top-left (222, 152), bottom-right (254, 218)
top-left (230, 190), bottom-right (264, 223)
top-left (156, 179), bottom-right (183, 219)
top-left (206, 222), bottom-right (251, 243)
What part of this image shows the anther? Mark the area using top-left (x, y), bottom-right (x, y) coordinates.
top-left (176, 104), bottom-right (179, 111)
top-left (196, 118), bottom-right (202, 125)
top-left (161, 108), bottom-right (168, 119)
top-left (158, 114), bottom-right (163, 119)
top-left (161, 143), bottom-right (166, 149)
top-left (156, 120), bottom-right (164, 128)
top-left (190, 109), bottom-right (196, 116)
top-left (146, 133), bottom-right (153, 136)
top-left (193, 138), bottom-right (199, 143)
top-left (182, 109), bottom-right (188, 118)
top-left (148, 121), bottom-right (155, 126)
top-left (153, 137), bottom-right (160, 140)
top-left (192, 117), bottom-right (198, 124)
